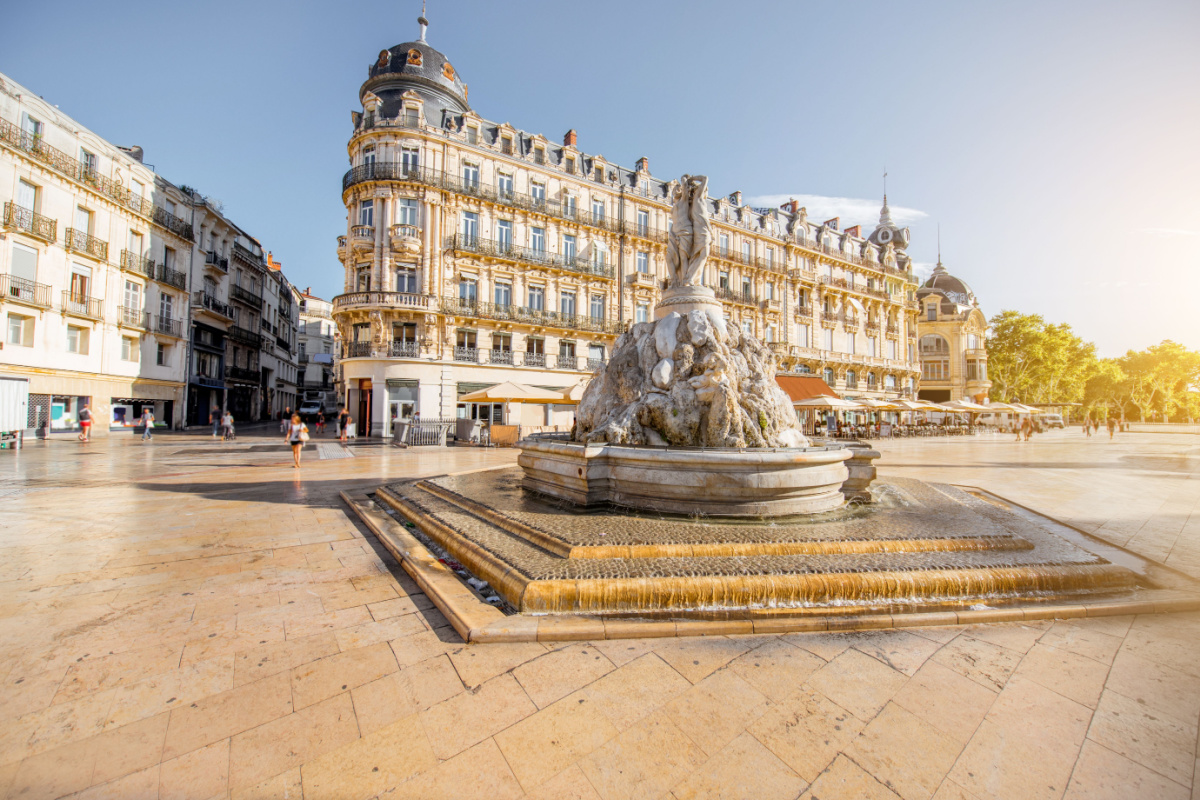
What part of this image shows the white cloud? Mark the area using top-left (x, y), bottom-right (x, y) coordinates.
top-left (744, 193), bottom-right (928, 227)
top-left (1139, 227), bottom-right (1200, 237)
top-left (910, 261), bottom-right (936, 281)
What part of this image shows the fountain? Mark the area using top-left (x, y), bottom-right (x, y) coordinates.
top-left (344, 173), bottom-right (1200, 642)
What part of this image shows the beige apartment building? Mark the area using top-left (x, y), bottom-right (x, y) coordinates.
top-left (915, 258), bottom-right (991, 403)
top-left (334, 23), bottom-right (922, 437)
top-left (297, 287), bottom-right (336, 413)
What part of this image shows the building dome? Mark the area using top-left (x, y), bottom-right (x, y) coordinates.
top-left (360, 20), bottom-right (470, 124)
top-left (916, 261), bottom-right (977, 308)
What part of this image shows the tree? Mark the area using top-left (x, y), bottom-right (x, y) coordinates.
top-left (1119, 341), bottom-right (1200, 421)
top-left (985, 311), bottom-right (1046, 402)
top-left (986, 311), bottom-right (1097, 404)
top-left (1083, 360), bottom-right (1128, 419)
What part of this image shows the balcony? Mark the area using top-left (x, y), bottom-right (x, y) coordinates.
top-left (344, 341), bottom-right (373, 358)
top-left (389, 224), bottom-right (422, 255)
top-left (350, 225), bottom-right (374, 253)
top-left (709, 245), bottom-right (783, 274)
top-left (332, 291), bottom-right (432, 314)
top-left (761, 298), bottom-right (781, 312)
top-left (193, 291), bottom-right (233, 321)
top-left (0, 119), bottom-right (196, 241)
top-left (203, 250), bottom-right (229, 273)
top-left (3, 202), bottom-right (56, 242)
top-left (151, 315), bottom-right (183, 338)
top-left (389, 341), bottom-right (420, 358)
top-left (714, 286), bottom-right (757, 306)
top-left (232, 243), bottom-right (260, 269)
top-left (120, 249), bottom-right (156, 281)
top-left (795, 305), bottom-right (813, 320)
top-left (627, 271), bottom-right (656, 288)
top-left (788, 267), bottom-right (816, 282)
top-left (194, 375), bottom-right (224, 389)
top-left (440, 296), bottom-right (626, 335)
top-left (61, 291), bottom-right (102, 320)
top-left (228, 325), bottom-right (262, 348)
top-left (302, 305), bottom-right (333, 319)
top-left (0, 274), bottom-right (52, 308)
top-left (275, 334), bottom-right (291, 353)
top-left (117, 306), bottom-right (149, 329)
top-left (449, 234), bottom-right (615, 280)
top-left (230, 283), bottom-right (263, 309)
top-left (65, 228), bottom-right (108, 261)
top-left (155, 264), bottom-right (187, 290)
top-left (225, 365), bottom-right (260, 384)
top-left (620, 221), bottom-right (669, 244)
top-left (336, 235), bottom-right (347, 260)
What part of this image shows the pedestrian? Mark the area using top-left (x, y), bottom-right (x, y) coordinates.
top-left (316, 411), bottom-right (326, 436)
top-left (285, 412), bottom-right (308, 468)
top-left (281, 407), bottom-right (291, 435)
top-left (1082, 417), bottom-right (1091, 437)
top-left (337, 405), bottom-right (350, 443)
top-left (1014, 419), bottom-right (1022, 442)
top-left (140, 407), bottom-right (155, 442)
top-left (210, 406), bottom-right (220, 438)
top-left (78, 403), bottom-right (93, 442)
top-left (1021, 417), bottom-right (1033, 442)
top-left (221, 410), bottom-right (235, 441)
top-left (1107, 417), bottom-right (1116, 439)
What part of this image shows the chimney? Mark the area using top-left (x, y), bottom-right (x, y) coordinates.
top-left (729, 191), bottom-right (742, 207)
top-left (563, 129), bottom-right (577, 147)
top-left (823, 217), bottom-right (839, 230)
top-left (635, 156), bottom-right (649, 173)
top-left (844, 225), bottom-right (861, 237)
top-left (782, 198), bottom-right (798, 213)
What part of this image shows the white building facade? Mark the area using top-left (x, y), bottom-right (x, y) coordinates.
top-left (333, 23), bottom-right (922, 438)
top-left (298, 289), bottom-right (337, 413)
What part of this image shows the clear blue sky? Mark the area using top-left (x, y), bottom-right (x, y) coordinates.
top-left (5, 0), bottom-right (1198, 356)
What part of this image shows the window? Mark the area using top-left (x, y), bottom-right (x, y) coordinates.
top-left (456, 330), bottom-right (476, 349)
top-left (824, 368), bottom-right (836, 385)
top-left (128, 231), bottom-right (144, 258)
top-left (362, 146), bottom-right (376, 168)
top-left (460, 211), bottom-right (478, 241)
top-left (160, 293), bottom-right (174, 320)
top-left (530, 181), bottom-right (546, 204)
top-left (564, 195), bottom-right (577, 217)
top-left (157, 343), bottom-right (169, 366)
top-left (593, 243), bottom-right (606, 267)
top-left (594, 166), bottom-right (604, 182)
top-left (70, 265), bottom-right (92, 300)
top-left (846, 370), bottom-right (857, 389)
top-left (766, 248), bottom-right (775, 268)
top-left (742, 320), bottom-right (753, 337)
top-left (562, 234), bottom-right (577, 262)
top-left (923, 360), bottom-right (949, 381)
top-left (7, 313), bottom-right (32, 346)
top-left (635, 303), bottom-right (648, 324)
top-left (534, 147), bottom-right (545, 164)
top-left (636, 251), bottom-right (649, 274)
top-left (458, 278), bottom-right (477, 302)
top-left (824, 328), bottom-right (834, 350)
top-left (123, 280), bottom-right (142, 312)
top-left (588, 344), bottom-right (605, 363)
top-left (559, 340), bottom-right (576, 359)
top-left (591, 198), bottom-right (605, 221)
top-left (719, 233), bottom-right (729, 255)
top-left (466, 126), bottom-right (478, 144)
top-left (885, 374), bottom-right (897, 389)
top-left (462, 162), bottom-right (480, 188)
top-left (846, 334), bottom-right (855, 355)
top-left (66, 325), bottom-right (88, 354)
top-left (796, 324), bottom-right (809, 347)
top-left (17, 180), bottom-right (37, 213)
top-left (394, 322), bottom-right (417, 344)
top-left (395, 267), bottom-right (417, 293)
top-left (396, 198), bottom-right (418, 226)
top-left (741, 278), bottom-right (752, 299)
top-left (131, 180), bottom-right (144, 201)
top-left (927, 304), bottom-right (937, 321)
top-left (359, 200), bottom-right (374, 227)
top-left (527, 286), bottom-right (545, 311)
top-left (889, 340), bottom-right (898, 360)
top-left (766, 323), bottom-right (777, 343)
top-left (867, 373), bottom-right (877, 389)
top-left (637, 209), bottom-right (649, 236)
top-left (74, 206), bottom-right (93, 236)
top-left (20, 113), bottom-right (42, 139)
top-left (742, 241), bottom-right (751, 262)
top-left (565, 156), bottom-right (576, 174)
top-left (401, 146), bottom-right (420, 172)
top-left (526, 337), bottom-right (544, 355)
top-left (590, 294), bottom-right (605, 319)
top-left (80, 149), bottom-right (97, 179)
top-left (868, 336), bottom-right (877, 357)
top-left (797, 289), bottom-right (808, 309)
top-left (121, 336), bottom-right (139, 362)
top-left (497, 173), bottom-right (513, 198)
top-left (494, 281), bottom-right (512, 307)
top-left (920, 335), bottom-right (950, 355)
top-left (163, 246), bottom-right (175, 271)
top-left (530, 227), bottom-right (545, 252)
top-left (719, 271), bottom-right (730, 290)
top-left (765, 282), bottom-right (774, 300)
top-left (11, 241), bottom-right (38, 285)
top-left (492, 332), bottom-right (512, 352)
top-left (355, 267), bottom-right (370, 292)
top-left (560, 292), bottom-right (576, 317)
top-left (496, 220), bottom-right (513, 249)
top-left (500, 136), bottom-right (513, 155)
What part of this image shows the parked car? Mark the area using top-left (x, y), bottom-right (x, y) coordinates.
top-left (298, 402), bottom-right (323, 422)
top-left (1043, 413), bottom-right (1065, 429)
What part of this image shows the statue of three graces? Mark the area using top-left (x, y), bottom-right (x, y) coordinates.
top-left (666, 174), bottom-right (711, 290)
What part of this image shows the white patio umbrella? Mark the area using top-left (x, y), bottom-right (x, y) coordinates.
top-left (458, 381), bottom-right (566, 403)
top-left (793, 396), bottom-right (864, 410)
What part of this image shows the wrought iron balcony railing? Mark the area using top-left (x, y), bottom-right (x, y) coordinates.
top-left (0, 118), bottom-right (194, 241)
top-left (118, 306), bottom-right (149, 328)
top-left (121, 249), bottom-right (156, 280)
top-left (344, 341), bottom-right (373, 358)
top-left (3, 202), bottom-right (56, 242)
top-left (151, 315), bottom-right (183, 337)
top-left (225, 364), bottom-right (260, 383)
top-left (714, 286), bottom-right (758, 305)
top-left (204, 251), bottom-right (229, 272)
top-left (389, 341), bottom-right (420, 357)
top-left (0, 274), bottom-right (52, 307)
top-left (62, 291), bottom-right (102, 320)
top-left (230, 283), bottom-right (263, 308)
top-left (155, 264), bottom-right (187, 290)
top-left (275, 334), bottom-right (291, 352)
top-left (193, 291), bottom-right (233, 319)
top-left (65, 228), bottom-right (108, 261)
top-left (440, 296), bottom-right (626, 335)
top-left (448, 234), bottom-right (615, 280)
top-left (228, 325), bottom-right (262, 347)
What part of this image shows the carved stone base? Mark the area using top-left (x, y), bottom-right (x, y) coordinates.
top-left (654, 285), bottom-right (727, 336)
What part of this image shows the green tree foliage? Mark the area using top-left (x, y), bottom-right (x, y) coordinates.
top-left (1118, 341), bottom-right (1200, 421)
top-left (1082, 360), bottom-right (1128, 419)
top-left (985, 311), bottom-right (1097, 404)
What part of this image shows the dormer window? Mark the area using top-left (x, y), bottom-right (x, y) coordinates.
top-left (565, 157), bottom-right (576, 174)
top-left (501, 136), bottom-right (513, 155)
top-left (466, 126), bottom-right (478, 145)
top-left (534, 147), bottom-right (545, 164)
top-left (594, 166), bottom-right (604, 182)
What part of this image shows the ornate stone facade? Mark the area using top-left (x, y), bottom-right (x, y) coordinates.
top-left (915, 259), bottom-right (991, 403)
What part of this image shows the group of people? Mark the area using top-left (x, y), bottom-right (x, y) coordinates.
top-left (1082, 417), bottom-right (1120, 439)
top-left (208, 407), bottom-right (236, 441)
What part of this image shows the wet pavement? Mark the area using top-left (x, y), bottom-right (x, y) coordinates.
top-left (0, 428), bottom-right (1196, 799)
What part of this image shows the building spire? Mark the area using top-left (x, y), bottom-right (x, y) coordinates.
top-left (933, 225), bottom-right (947, 275)
top-left (418, 0), bottom-right (428, 42)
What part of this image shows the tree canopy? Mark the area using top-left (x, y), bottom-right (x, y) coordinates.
top-left (985, 311), bottom-right (1096, 404)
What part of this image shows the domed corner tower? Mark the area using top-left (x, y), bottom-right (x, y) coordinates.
top-left (914, 251), bottom-right (991, 404)
top-left (333, 12), bottom-right (473, 438)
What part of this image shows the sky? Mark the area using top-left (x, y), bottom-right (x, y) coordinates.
top-left (3, 0), bottom-right (1198, 357)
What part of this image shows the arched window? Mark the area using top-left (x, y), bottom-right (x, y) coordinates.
top-left (823, 367), bottom-right (835, 385)
top-left (867, 373), bottom-right (878, 389)
top-left (846, 370), bottom-right (857, 389)
top-left (884, 374), bottom-right (897, 389)
top-left (920, 334), bottom-right (949, 354)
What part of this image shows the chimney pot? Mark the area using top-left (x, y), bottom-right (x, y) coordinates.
top-left (563, 129), bottom-right (577, 147)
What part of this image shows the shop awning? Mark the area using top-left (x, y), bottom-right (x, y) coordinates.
top-left (775, 375), bottom-right (838, 403)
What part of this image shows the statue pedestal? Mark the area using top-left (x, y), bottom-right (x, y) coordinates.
top-left (654, 285), bottom-right (726, 335)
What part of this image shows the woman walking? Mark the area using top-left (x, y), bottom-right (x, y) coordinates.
top-left (286, 413), bottom-right (308, 468)
top-left (221, 410), bottom-right (235, 441)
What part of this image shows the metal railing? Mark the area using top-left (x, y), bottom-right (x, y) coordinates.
top-left (344, 341), bottom-right (373, 358)
top-left (448, 234), bottom-right (615, 279)
top-left (232, 243), bottom-right (260, 268)
top-left (65, 228), bottom-right (108, 260)
top-left (204, 251), bottom-right (229, 272)
top-left (3, 202), bottom-right (56, 242)
top-left (275, 334), bottom-right (291, 352)
top-left (118, 306), bottom-right (149, 328)
top-left (151, 315), bottom-right (183, 337)
top-left (228, 325), bottom-right (261, 347)
top-left (440, 296), bottom-right (625, 335)
top-left (0, 118), bottom-right (194, 241)
top-left (332, 291), bottom-right (432, 312)
top-left (156, 264), bottom-right (187, 290)
top-left (121, 249), bottom-right (155, 280)
top-left (714, 286), bottom-right (758, 305)
top-left (389, 341), bottom-right (420, 357)
top-left (0, 274), bottom-right (52, 307)
top-left (230, 283), bottom-right (263, 308)
top-left (193, 291), bottom-right (233, 319)
top-left (62, 291), bottom-right (102, 319)
top-left (709, 244), bottom-right (784, 274)
top-left (225, 365), bottom-right (260, 383)
top-left (194, 375), bottom-right (224, 389)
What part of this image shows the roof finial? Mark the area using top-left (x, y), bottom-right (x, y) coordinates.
top-left (933, 225), bottom-right (947, 275)
top-left (418, 0), bottom-right (428, 42)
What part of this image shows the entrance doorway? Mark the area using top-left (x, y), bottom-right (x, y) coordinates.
top-left (358, 379), bottom-right (372, 437)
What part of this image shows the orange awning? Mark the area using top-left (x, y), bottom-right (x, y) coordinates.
top-left (775, 376), bottom-right (838, 403)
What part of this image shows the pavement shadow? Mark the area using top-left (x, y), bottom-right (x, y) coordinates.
top-left (134, 477), bottom-right (378, 508)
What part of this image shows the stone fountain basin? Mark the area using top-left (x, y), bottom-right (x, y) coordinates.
top-left (518, 436), bottom-right (852, 517)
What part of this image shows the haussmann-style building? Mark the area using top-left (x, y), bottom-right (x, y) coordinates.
top-left (332, 16), bottom-right (922, 438)
top-left (914, 256), bottom-right (991, 403)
